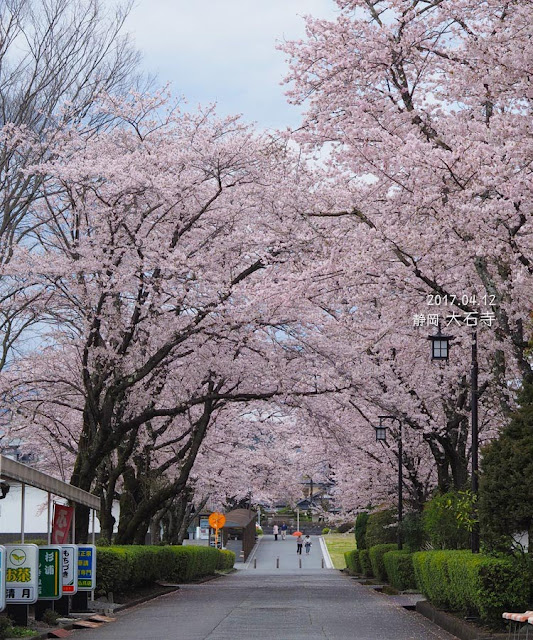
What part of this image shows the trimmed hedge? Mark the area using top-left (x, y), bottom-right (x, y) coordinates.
top-left (355, 512), bottom-right (369, 549)
top-left (383, 551), bottom-right (416, 591)
top-left (366, 509), bottom-right (397, 548)
top-left (217, 550), bottom-right (236, 571)
top-left (344, 550), bottom-right (361, 574)
top-left (412, 550), bottom-right (530, 622)
top-left (369, 543), bottom-right (397, 581)
top-left (413, 550), bottom-right (455, 608)
top-left (359, 549), bottom-right (373, 577)
top-left (96, 545), bottom-right (232, 595)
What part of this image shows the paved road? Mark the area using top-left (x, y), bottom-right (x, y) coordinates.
top-left (247, 531), bottom-right (327, 573)
top-left (74, 536), bottom-right (458, 639)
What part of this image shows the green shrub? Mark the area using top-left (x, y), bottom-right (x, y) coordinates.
top-left (412, 550), bottom-right (530, 622)
top-left (42, 609), bottom-right (60, 626)
top-left (256, 527), bottom-right (263, 535)
top-left (474, 556), bottom-right (530, 622)
top-left (96, 537), bottom-right (111, 547)
top-left (0, 616), bottom-right (10, 640)
top-left (344, 550), bottom-right (361, 574)
top-left (217, 550), bottom-right (235, 571)
top-left (365, 509), bottom-right (397, 548)
top-left (355, 512), bottom-right (369, 549)
top-left (412, 550), bottom-right (456, 608)
top-left (400, 512), bottom-right (427, 551)
top-left (96, 545), bottom-right (223, 595)
top-left (369, 543), bottom-right (398, 581)
top-left (9, 539), bottom-right (48, 546)
top-left (383, 551), bottom-right (416, 591)
top-left (96, 547), bottom-right (131, 594)
top-left (422, 492), bottom-right (472, 550)
top-left (359, 549), bottom-right (373, 577)
top-left (322, 527), bottom-right (331, 535)
top-left (479, 379), bottom-right (533, 553)
top-left (336, 522), bottom-right (353, 534)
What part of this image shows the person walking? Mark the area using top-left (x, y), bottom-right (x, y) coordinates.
top-left (273, 524), bottom-right (279, 541)
top-left (296, 534), bottom-right (303, 555)
top-left (280, 522), bottom-right (288, 540)
top-left (304, 535), bottom-right (312, 555)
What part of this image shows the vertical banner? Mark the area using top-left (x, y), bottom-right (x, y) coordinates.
top-left (51, 504), bottom-right (74, 544)
top-left (38, 546), bottom-right (62, 600)
top-left (5, 544), bottom-right (39, 604)
top-left (0, 545), bottom-right (5, 612)
top-left (77, 545), bottom-right (96, 591)
top-left (61, 545), bottom-right (78, 595)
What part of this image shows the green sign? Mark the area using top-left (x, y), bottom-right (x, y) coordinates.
top-left (38, 546), bottom-right (61, 600)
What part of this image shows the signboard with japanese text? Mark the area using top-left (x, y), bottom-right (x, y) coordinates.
top-left (0, 545), bottom-right (5, 611)
top-left (199, 518), bottom-right (210, 540)
top-left (38, 546), bottom-right (62, 600)
top-left (5, 544), bottom-right (39, 604)
top-left (77, 545), bottom-right (96, 591)
top-left (61, 545), bottom-right (78, 595)
top-left (51, 504), bottom-right (74, 544)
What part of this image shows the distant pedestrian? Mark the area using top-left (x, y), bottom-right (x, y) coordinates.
top-left (296, 534), bottom-right (303, 554)
top-left (273, 524), bottom-right (279, 541)
top-left (281, 522), bottom-right (288, 540)
top-left (304, 535), bottom-right (312, 555)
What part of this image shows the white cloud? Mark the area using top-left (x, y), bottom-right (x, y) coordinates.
top-left (122, 0), bottom-right (338, 129)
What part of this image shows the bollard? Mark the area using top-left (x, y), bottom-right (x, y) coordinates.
top-left (276, 556), bottom-right (279, 569)
top-left (254, 558), bottom-right (257, 569)
top-left (299, 558), bottom-right (302, 569)
top-left (321, 558), bottom-right (324, 569)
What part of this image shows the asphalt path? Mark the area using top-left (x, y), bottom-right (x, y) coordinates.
top-left (72, 536), bottom-right (459, 639)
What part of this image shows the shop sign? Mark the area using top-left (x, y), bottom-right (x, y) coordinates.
top-left (61, 545), bottom-right (78, 595)
top-left (38, 546), bottom-right (62, 600)
top-left (5, 544), bottom-right (39, 604)
top-left (77, 545), bottom-right (96, 591)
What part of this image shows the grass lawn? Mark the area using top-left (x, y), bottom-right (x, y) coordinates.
top-left (323, 533), bottom-right (356, 569)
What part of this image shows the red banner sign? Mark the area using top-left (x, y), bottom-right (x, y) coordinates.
top-left (51, 504), bottom-right (74, 544)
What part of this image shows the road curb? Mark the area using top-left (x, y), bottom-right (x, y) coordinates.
top-left (348, 575), bottom-right (508, 640)
top-left (416, 601), bottom-right (508, 640)
top-left (319, 536), bottom-right (334, 569)
top-left (242, 536), bottom-right (262, 570)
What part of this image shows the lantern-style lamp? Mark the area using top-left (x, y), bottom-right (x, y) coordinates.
top-left (374, 418), bottom-right (388, 442)
top-left (428, 328), bottom-right (452, 361)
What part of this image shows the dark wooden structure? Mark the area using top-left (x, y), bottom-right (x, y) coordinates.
top-left (222, 509), bottom-right (256, 562)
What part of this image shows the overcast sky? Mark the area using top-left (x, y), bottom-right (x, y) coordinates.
top-left (123, 0), bottom-right (338, 131)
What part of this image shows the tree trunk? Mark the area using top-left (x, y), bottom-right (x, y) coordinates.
top-left (98, 499), bottom-right (115, 543)
top-left (115, 400), bottom-right (214, 543)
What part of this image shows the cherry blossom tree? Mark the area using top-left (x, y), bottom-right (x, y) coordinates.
top-left (281, 0), bottom-right (533, 503)
top-left (0, 0), bottom-right (141, 391)
top-left (3, 91), bottom-right (345, 541)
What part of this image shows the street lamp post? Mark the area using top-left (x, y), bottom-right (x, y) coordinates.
top-left (374, 416), bottom-right (403, 550)
top-left (470, 329), bottom-right (480, 553)
top-left (428, 327), bottom-right (480, 553)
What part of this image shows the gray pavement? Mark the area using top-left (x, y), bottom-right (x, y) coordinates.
top-left (243, 531), bottom-right (326, 573)
top-left (72, 535), bottom-right (459, 639)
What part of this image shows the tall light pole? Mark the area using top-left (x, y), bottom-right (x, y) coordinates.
top-left (428, 327), bottom-right (479, 553)
top-left (470, 329), bottom-right (480, 553)
top-left (374, 416), bottom-right (403, 550)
